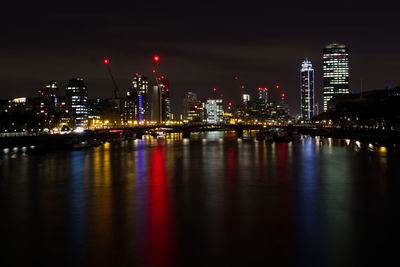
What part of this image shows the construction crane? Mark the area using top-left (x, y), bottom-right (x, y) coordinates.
top-left (152, 55), bottom-right (168, 89)
top-left (103, 58), bottom-right (119, 98)
top-left (234, 75), bottom-right (246, 91)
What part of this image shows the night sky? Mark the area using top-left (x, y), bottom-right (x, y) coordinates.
top-left (2, 1), bottom-right (400, 116)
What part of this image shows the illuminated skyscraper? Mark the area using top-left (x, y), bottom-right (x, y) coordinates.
top-left (131, 74), bottom-right (148, 121)
top-left (300, 59), bottom-right (315, 120)
top-left (125, 74), bottom-right (149, 122)
top-left (323, 43), bottom-right (349, 112)
top-left (66, 78), bottom-right (88, 128)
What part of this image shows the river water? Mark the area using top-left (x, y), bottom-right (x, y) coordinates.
top-left (1, 132), bottom-right (400, 266)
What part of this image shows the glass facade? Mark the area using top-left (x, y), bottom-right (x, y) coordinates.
top-left (300, 59), bottom-right (315, 120)
top-left (323, 43), bottom-right (349, 112)
top-left (66, 78), bottom-right (88, 128)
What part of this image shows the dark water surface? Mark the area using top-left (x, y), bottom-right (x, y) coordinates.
top-left (1, 133), bottom-right (400, 266)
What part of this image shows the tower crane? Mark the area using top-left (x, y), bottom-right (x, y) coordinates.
top-left (103, 58), bottom-right (119, 98)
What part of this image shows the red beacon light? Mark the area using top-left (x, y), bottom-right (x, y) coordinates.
top-left (153, 55), bottom-right (160, 62)
top-left (152, 69), bottom-right (156, 73)
top-left (281, 93), bottom-right (286, 98)
top-left (228, 102), bottom-right (232, 106)
top-left (241, 85), bottom-right (245, 89)
top-left (104, 59), bottom-right (109, 64)
top-left (213, 87), bottom-right (217, 92)
top-left (276, 85), bottom-right (280, 89)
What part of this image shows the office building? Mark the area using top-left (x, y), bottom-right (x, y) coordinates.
top-left (183, 92), bottom-right (203, 122)
top-left (323, 43), bottom-right (349, 112)
top-left (205, 99), bottom-right (223, 124)
top-left (65, 78), bottom-right (88, 129)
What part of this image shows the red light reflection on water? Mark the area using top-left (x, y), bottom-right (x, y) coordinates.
top-left (146, 146), bottom-right (174, 267)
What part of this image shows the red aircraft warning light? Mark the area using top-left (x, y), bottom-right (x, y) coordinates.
top-left (228, 102), bottom-right (232, 106)
top-left (213, 87), bottom-right (217, 92)
top-left (281, 93), bottom-right (286, 98)
top-left (104, 59), bottom-right (109, 64)
top-left (153, 55), bottom-right (160, 62)
top-left (241, 85), bottom-right (245, 89)
top-left (276, 85), bottom-right (280, 89)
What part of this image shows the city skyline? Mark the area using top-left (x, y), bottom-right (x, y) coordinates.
top-left (2, 2), bottom-right (400, 117)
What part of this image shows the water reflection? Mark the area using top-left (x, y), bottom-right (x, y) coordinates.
top-left (1, 133), bottom-right (400, 266)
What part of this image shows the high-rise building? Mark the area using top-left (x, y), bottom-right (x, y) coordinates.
top-left (300, 59), bottom-right (315, 120)
top-left (258, 87), bottom-right (268, 103)
top-left (38, 80), bottom-right (58, 127)
top-left (183, 92), bottom-right (203, 122)
top-left (242, 94), bottom-right (250, 105)
top-left (323, 43), bottom-right (349, 112)
top-left (153, 77), bottom-right (171, 122)
top-left (151, 86), bottom-right (162, 123)
top-left (124, 74), bottom-right (149, 123)
top-left (65, 78), bottom-right (88, 129)
top-left (131, 74), bottom-right (149, 121)
top-left (205, 99), bottom-right (223, 124)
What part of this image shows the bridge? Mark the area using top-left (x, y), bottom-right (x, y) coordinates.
top-left (93, 123), bottom-right (315, 139)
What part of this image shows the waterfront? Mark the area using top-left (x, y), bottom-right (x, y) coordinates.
top-left (1, 132), bottom-right (400, 266)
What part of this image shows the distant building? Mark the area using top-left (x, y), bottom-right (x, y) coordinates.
top-left (326, 87), bottom-right (400, 130)
top-left (124, 91), bottom-right (137, 124)
top-left (130, 74), bottom-right (149, 121)
top-left (242, 94), bottom-right (250, 105)
top-left (323, 43), bottom-right (349, 112)
top-left (205, 99), bottom-right (223, 124)
top-left (183, 92), bottom-right (203, 122)
top-left (89, 98), bottom-right (123, 128)
top-left (56, 96), bottom-right (71, 127)
top-left (38, 80), bottom-right (58, 128)
top-left (151, 85), bottom-right (162, 122)
top-left (65, 78), bottom-right (88, 129)
top-left (300, 59), bottom-right (315, 120)
top-left (158, 77), bottom-right (171, 121)
top-left (258, 87), bottom-right (268, 103)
